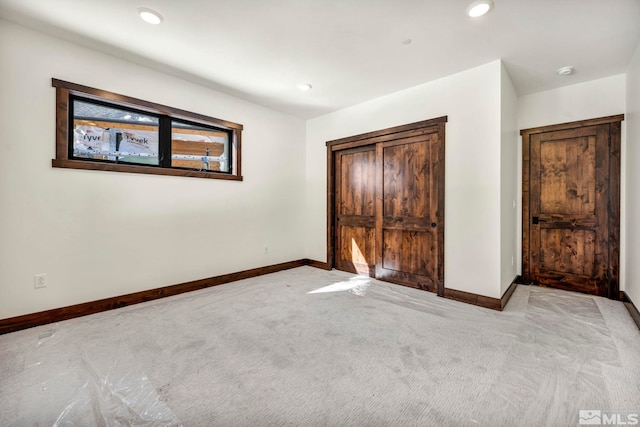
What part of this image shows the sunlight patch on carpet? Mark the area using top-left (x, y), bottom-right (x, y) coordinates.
top-left (308, 275), bottom-right (371, 296)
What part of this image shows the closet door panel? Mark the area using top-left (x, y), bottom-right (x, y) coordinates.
top-left (376, 133), bottom-right (439, 291)
top-left (335, 146), bottom-right (377, 276)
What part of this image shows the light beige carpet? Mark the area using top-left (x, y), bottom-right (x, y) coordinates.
top-left (1, 267), bottom-right (639, 426)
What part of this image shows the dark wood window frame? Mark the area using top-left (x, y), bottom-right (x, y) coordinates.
top-left (52, 78), bottom-right (243, 181)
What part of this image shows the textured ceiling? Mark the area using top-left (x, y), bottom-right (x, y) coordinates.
top-left (1, 0), bottom-right (639, 118)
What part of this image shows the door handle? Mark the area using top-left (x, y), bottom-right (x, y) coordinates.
top-left (532, 216), bottom-right (546, 224)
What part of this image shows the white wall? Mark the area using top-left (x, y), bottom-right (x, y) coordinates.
top-left (516, 75), bottom-right (627, 283)
top-left (625, 42), bottom-right (640, 304)
top-left (0, 19), bottom-right (307, 319)
top-left (500, 64), bottom-right (518, 294)
top-left (518, 75), bottom-right (626, 130)
top-left (306, 61), bottom-right (504, 299)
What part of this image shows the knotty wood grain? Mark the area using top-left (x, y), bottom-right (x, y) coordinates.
top-left (521, 115), bottom-right (622, 297)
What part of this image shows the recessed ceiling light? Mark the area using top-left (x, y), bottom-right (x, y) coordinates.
top-left (137, 7), bottom-right (163, 25)
top-left (557, 66), bottom-right (574, 76)
top-left (467, 0), bottom-right (494, 18)
top-left (298, 83), bottom-right (313, 91)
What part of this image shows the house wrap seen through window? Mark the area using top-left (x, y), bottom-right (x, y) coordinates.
top-left (52, 79), bottom-right (243, 180)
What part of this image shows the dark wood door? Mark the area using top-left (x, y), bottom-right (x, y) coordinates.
top-left (522, 116), bottom-right (622, 298)
top-left (375, 134), bottom-right (441, 292)
top-left (328, 117), bottom-right (446, 295)
top-left (334, 146), bottom-right (377, 275)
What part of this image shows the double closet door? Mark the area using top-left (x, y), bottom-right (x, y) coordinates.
top-left (327, 117), bottom-right (446, 295)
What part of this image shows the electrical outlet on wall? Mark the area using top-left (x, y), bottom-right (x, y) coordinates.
top-left (34, 273), bottom-right (47, 289)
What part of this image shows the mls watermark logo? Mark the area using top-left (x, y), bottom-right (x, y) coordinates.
top-left (579, 409), bottom-right (639, 425)
top-left (580, 410), bottom-right (602, 425)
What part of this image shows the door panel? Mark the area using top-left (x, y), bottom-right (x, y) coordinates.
top-left (335, 147), bottom-right (376, 276)
top-left (338, 226), bottom-right (375, 275)
top-left (539, 229), bottom-right (595, 276)
top-left (540, 136), bottom-right (595, 215)
top-left (376, 134), bottom-right (439, 291)
top-left (529, 124), bottom-right (610, 295)
top-left (382, 141), bottom-right (429, 218)
top-left (382, 230), bottom-right (431, 276)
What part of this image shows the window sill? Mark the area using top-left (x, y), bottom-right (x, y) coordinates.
top-left (52, 159), bottom-right (243, 181)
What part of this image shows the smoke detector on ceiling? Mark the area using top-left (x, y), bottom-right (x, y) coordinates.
top-left (557, 66), bottom-right (574, 76)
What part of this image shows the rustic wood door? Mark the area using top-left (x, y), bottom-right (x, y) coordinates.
top-left (334, 146), bottom-right (377, 275)
top-left (522, 116), bottom-right (622, 298)
top-left (328, 117), bottom-right (446, 295)
top-left (375, 134), bottom-right (441, 292)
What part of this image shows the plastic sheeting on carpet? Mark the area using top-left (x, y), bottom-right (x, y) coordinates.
top-left (17, 323), bottom-right (181, 426)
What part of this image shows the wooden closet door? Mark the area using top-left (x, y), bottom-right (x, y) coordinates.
top-left (529, 125), bottom-right (611, 296)
top-left (522, 115), bottom-right (623, 299)
top-left (375, 133), bottom-right (441, 292)
top-left (334, 146), bottom-right (377, 275)
top-left (327, 117), bottom-right (446, 294)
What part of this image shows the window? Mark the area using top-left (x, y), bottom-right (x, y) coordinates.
top-left (72, 99), bottom-right (161, 166)
top-left (170, 120), bottom-right (230, 172)
top-left (53, 79), bottom-right (243, 180)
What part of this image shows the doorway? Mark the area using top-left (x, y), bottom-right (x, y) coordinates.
top-left (327, 117), bottom-right (446, 295)
top-left (521, 115), bottom-right (622, 298)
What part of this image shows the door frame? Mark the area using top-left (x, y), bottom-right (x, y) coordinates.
top-left (326, 116), bottom-right (447, 296)
top-left (520, 114), bottom-right (623, 299)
